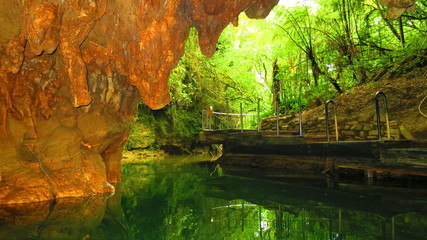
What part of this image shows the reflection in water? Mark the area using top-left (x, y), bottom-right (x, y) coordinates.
top-left (0, 194), bottom-right (127, 240)
top-left (1, 155), bottom-right (427, 239)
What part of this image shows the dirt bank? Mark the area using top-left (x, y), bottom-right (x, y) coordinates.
top-left (301, 67), bottom-right (427, 140)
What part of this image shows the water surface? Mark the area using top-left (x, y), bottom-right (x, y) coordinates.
top-left (2, 155), bottom-right (427, 240)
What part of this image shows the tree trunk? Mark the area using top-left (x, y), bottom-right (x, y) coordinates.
top-left (399, 16), bottom-right (405, 47)
top-left (272, 59), bottom-right (281, 113)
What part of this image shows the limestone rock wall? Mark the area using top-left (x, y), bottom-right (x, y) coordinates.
top-left (0, 0), bottom-right (279, 204)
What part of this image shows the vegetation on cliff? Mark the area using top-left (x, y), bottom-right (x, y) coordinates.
top-left (129, 0), bottom-right (427, 151)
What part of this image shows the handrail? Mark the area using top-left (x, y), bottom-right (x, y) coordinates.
top-left (325, 100), bottom-right (339, 142)
top-left (212, 112), bottom-right (255, 116)
top-left (202, 105), bottom-right (258, 131)
top-left (374, 91), bottom-right (391, 140)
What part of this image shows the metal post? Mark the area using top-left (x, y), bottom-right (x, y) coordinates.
top-left (334, 108), bottom-right (339, 142)
top-left (202, 109), bottom-right (205, 129)
top-left (257, 98), bottom-right (261, 132)
top-left (226, 100), bottom-right (230, 130)
top-left (325, 103), bottom-right (330, 142)
top-left (240, 103), bottom-right (243, 133)
top-left (325, 100), bottom-right (339, 142)
top-left (276, 99), bottom-right (279, 136)
top-left (209, 106), bottom-right (213, 130)
top-left (375, 92), bottom-right (391, 141)
top-left (299, 97), bottom-right (303, 136)
top-left (375, 96), bottom-right (381, 140)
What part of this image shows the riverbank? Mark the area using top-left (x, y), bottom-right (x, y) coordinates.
top-left (201, 65), bottom-right (427, 181)
top-left (263, 66), bottom-right (427, 141)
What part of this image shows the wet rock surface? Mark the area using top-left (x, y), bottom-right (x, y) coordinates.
top-left (0, 194), bottom-right (124, 240)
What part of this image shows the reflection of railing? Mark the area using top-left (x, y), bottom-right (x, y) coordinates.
top-left (202, 110), bottom-right (257, 131)
top-left (325, 100), bottom-right (339, 142)
top-left (375, 92), bottom-right (391, 140)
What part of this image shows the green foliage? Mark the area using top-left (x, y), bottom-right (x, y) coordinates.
top-left (134, 25), bottom-right (276, 148)
top-left (124, 121), bottom-right (156, 151)
top-left (268, 0), bottom-right (427, 110)
top-left (133, 0), bottom-right (427, 146)
top-left (119, 161), bottom-right (427, 240)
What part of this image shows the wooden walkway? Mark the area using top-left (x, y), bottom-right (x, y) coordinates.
top-left (199, 130), bottom-right (427, 178)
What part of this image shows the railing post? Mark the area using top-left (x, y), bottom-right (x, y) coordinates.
top-left (325, 101), bottom-right (331, 142)
top-left (202, 109), bottom-right (205, 129)
top-left (375, 94), bottom-right (381, 140)
top-left (240, 103), bottom-right (243, 133)
top-left (375, 91), bottom-right (391, 140)
top-left (209, 106), bottom-right (214, 130)
top-left (325, 100), bottom-right (339, 142)
top-left (299, 96), bottom-right (303, 136)
top-left (226, 100), bottom-right (230, 130)
top-left (257, 98), bottom-right (261, 132)
top-left (276, 99), bottom-right (279, 136)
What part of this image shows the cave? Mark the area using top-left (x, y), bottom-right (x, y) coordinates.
top-left (0, 0), bottom-right (416, 205)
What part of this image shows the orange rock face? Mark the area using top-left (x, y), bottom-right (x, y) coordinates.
top-left (0, 0), bottom-right (279, 204)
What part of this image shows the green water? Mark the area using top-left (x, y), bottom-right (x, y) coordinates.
top-left (2, 155), bottom-right (427, 240)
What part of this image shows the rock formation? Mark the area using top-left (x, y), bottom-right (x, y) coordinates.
top-left (0, 0), bottom-right (279, 204)
top-left (380, 0), bottom-right (417, 19)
